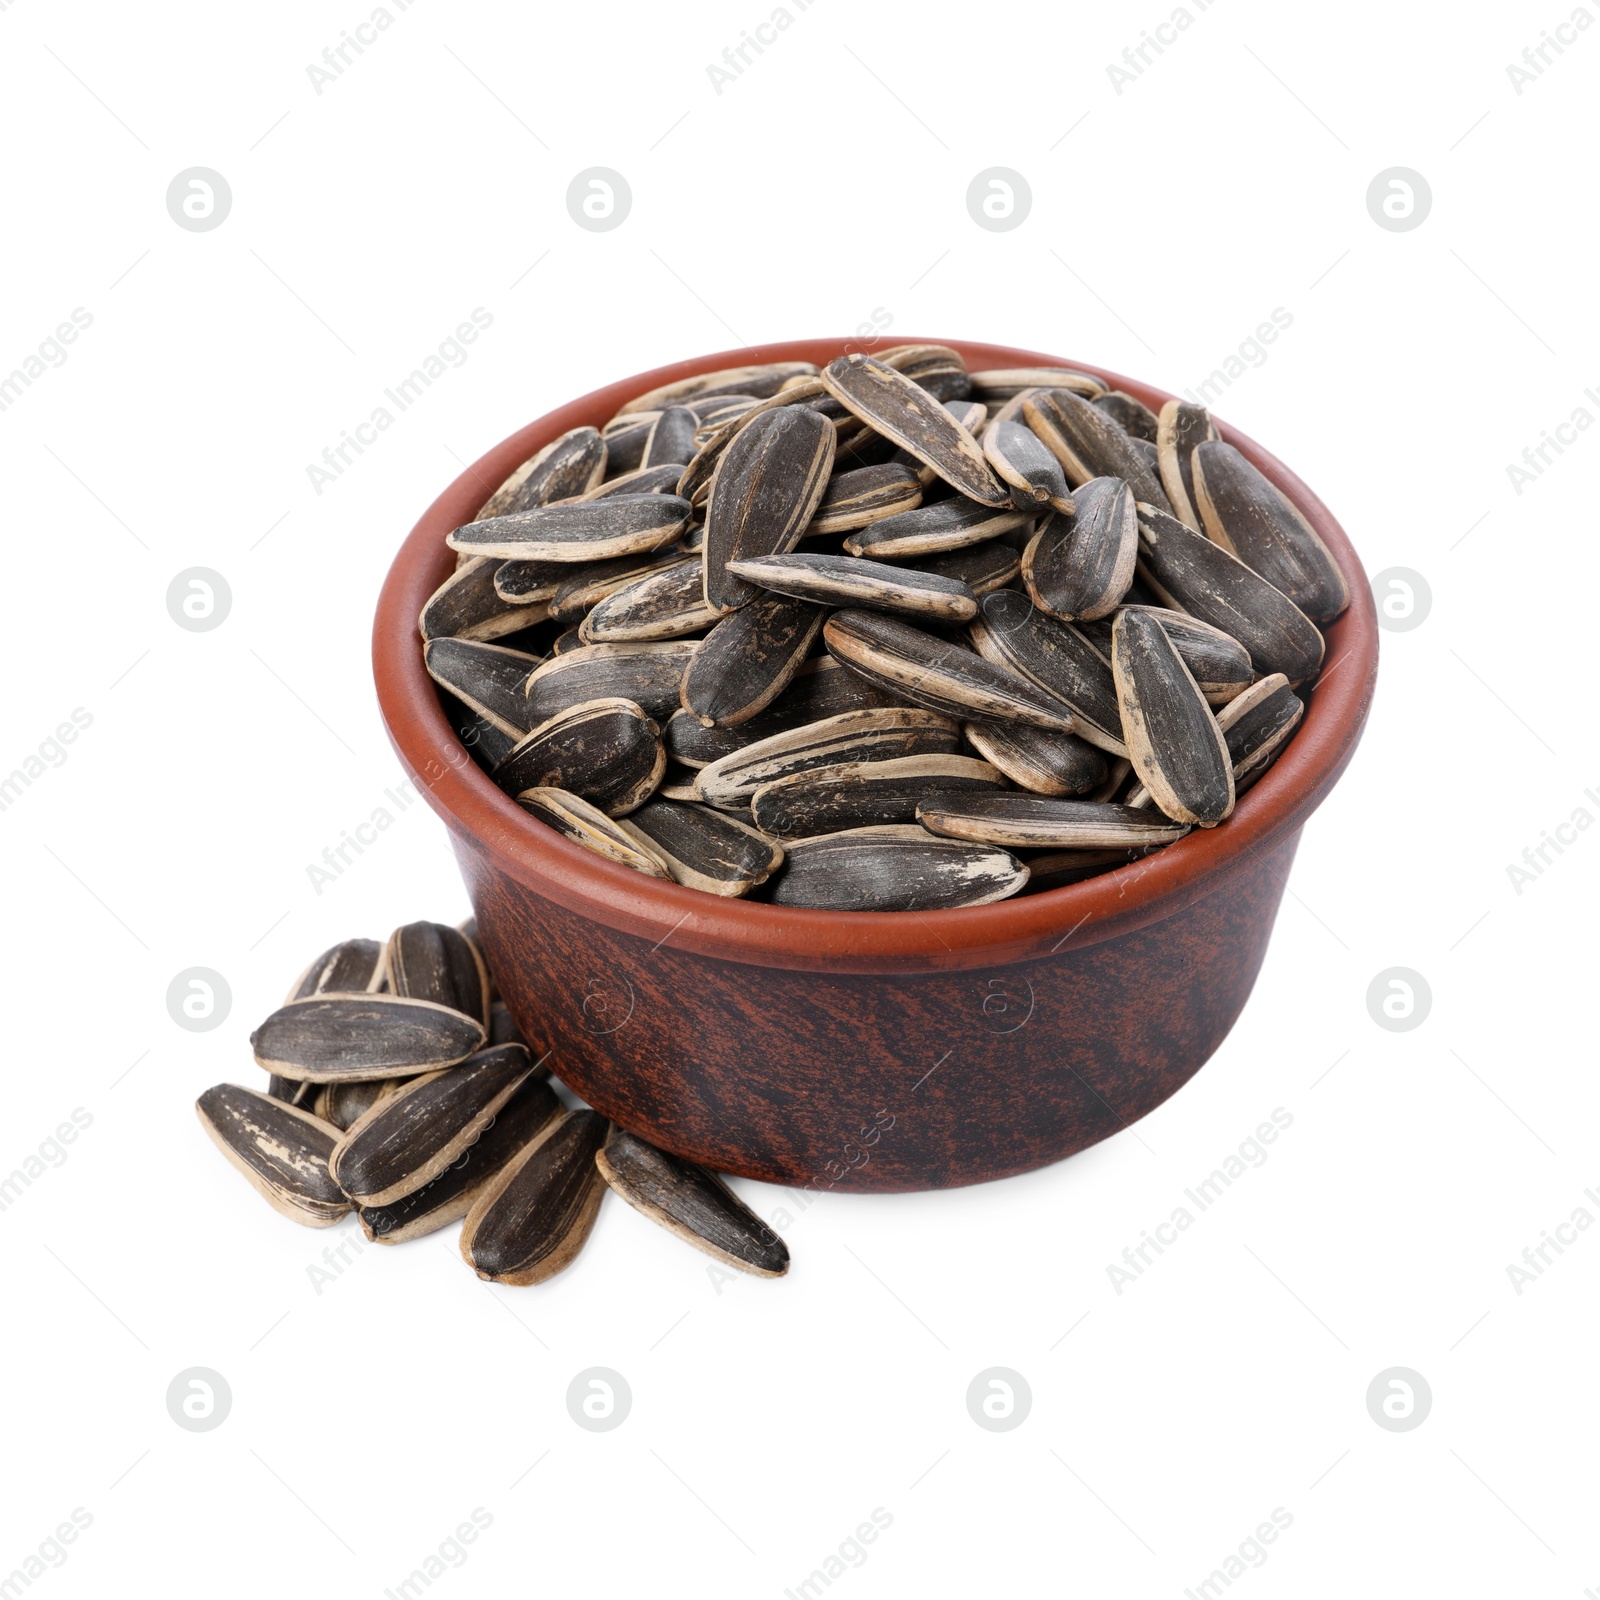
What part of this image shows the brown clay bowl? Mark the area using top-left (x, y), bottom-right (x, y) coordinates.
top-left (373, 337), bottom-right (1378, 1194)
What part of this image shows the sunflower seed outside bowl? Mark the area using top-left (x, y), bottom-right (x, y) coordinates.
top-left (448, 495), bottom-right (692, 564)
top-left (523, 641), bottom-right (697, 724)
top-left (727, 552), bottom-right (979, 623)
top-left (751, 753), bottom-right (1006, 838)
top-left (251, 996), bottom-right (487, 1083)
top-left (1110, 607), bottom-right (1234, 827)
top-left (679, 593), bottom-right (825, 727)
top-left (195, 1084), bottom-right (350, 1227)
top-left (615, 798), bottom-right (783, 896)
top-left (596, 1127), bottom-right (789, 1275)
top-left (314, 1077), bottom-right (399, 1132)
top-left (916, 795), bottom-right (1191, 849)
top-left (494, 697), bottom-right (664, 816)
top-left (286, 938), bottom-right (385, 1002)
top-left (1190, 442), bottom-right (1350, 623)
top-left (516, 787), bottom-right (673, 878)
top-left (384, 920), bottom-right (490, 1024)
top-left (1021, 476), bottom-right (1137, 621)
top-left (359, 1076), bottom-right (563, 1244)
top-left (767, 824), bottom-right (1028, 911)
top-left (459, 1109), bottom-right (610, 1285)
top-left (824, 609), bottom-right (1080, 733)
top-left (329, 1043), bottom-right (540, 1207)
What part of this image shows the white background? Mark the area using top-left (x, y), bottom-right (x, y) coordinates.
top-left (2, 1), bottom-right (1596, 1595)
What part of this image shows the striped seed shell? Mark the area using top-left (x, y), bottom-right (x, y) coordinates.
top-left (825, 609), bottom-right (1079, 732)
top-left (1155, 400), bottom-right (1217, 531)
top-left (495, 697), bottom-right (664, 816)
top-left (329, 1042), bottom-right (541, 1207)
top-left (751, 753), bottom-right (1006, 838)
top-left (666, 656), bottom-right (900, 767)
top-left (704, 407), bottom-right (836, 611)
top-left (695, 707), bottom-right (961, 807)
top-left (314, 1077), bottom-right (399, 1132)
top-left (641, 405), bottom-right (700, 469)
top-left (420, 557), bottom-right (547, 642)
top-left (1022, 847), bottom-right (1150, 891)
top-left (523, 641), bottom-right (697, 724)
top-left (1021, 477), bottom-right (1138, 621)
top-left (726, 551), bottom-right (978, 623)
top-left (878, 343), bottom-right (971, 401)
top-left (767, 824), bottom-right (1028, 911)
top-left (916, 540), bottom-right (1021, 597)
top-left (808, 463), bottom-right (924, 534)
top-left (423, 637), bottom-right (542, 738)
top-left (1125, 606), bottom-right (1253, 705)
top-left (252, 996), bottom-right (486, 1083)
top-left (579, 558), bottom-right (721, 643)
top-left (968, 367), bottom-right (1107, 401)
top-left (1110, 608), bottom-right (1234, 826)
top-left (286, 938), bottom-right (385, 1002)
top-left (1217, 673), bottom-right (1303, 792)
top-left (550, 626), bottom-right (585, 656)
top-left (1093, 391), bottom-right (1159, 441)
top-left (601, 413), bottom-right (655, 477)
top-left (616, 362), bottom-right (820, 416)
top-left (516, 787), bottom-right (673, 878)
top-left (267, 1075), bottom-right (321, 1109)
top-left (493, 558), bottom-right (569, 604)
top-left (966, 599), bottom-right (1127, 754)
top-left (961, 721), bottom-right (1107, 797)
top-left (478, 426), bottom-right (606, 519)
top-left (447, 495), bottom-right (692, 563)
top-left (576, 463), bottom-right (686, 502)
top-left (916, 795), bottom-right (1190, 849)
top-left (615, 798), bottom-right (783, 897)
top-left (819, 354), bottom-right (1007, 507)
top-left (359, 1076), bottom-right (563, 1244)
top-left (1135, 504), bottom-right (1325, 683)
top-left (596, 1127), bottom-right (789, 1276)
top-left (459, 1108), bottom-right (610, 1285)
top-left (679, 593), bottom-right (826, 727)
top-left (447, 703), bottom-right (517, 771)
top-left (384, 920), bottom-right (490, 1025)
top-left (1190, 442), bottom-right (1349, 622)
top-left (196, 1084), bottom-right (349, 1226)
top-left (488, 999), bottom-right (525, 1048)
top-left (1023, 390), bottom-right (1172, 513)
top-left (548, 547), bottom-right (690, 622)
top-left (843, 497), bottom-right (1031, 559)
top-left (983, 419), bottom-right (1074, 513)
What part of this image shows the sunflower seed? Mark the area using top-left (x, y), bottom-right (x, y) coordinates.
top-left (516, 787), bottom-right (674, 878)
top-left (639, 404), bottom-right (699, 470)
top-left (422, 637), bottom-right (541, 738)
top-left (1133, 503), bottom-right (1324, 684)
top-left (449, 494), bottom-right (693, 564)
top-left (1216, 673), bottom-right (1303, 792)
top-left (251, 996), bottom-right (487, 1083)
top-left (767, 824), bottom-right (1028, 911)
top-left (602, 413), bottom-right (655, 477)
top-left (359, 1076), bottom-right (564, 1244)
top-left (752, 753), bottom-right (1005, 838)
top-left (478, 426), bottom-right (607, 518)
top-left (679, 593), bottom-right (826, 727)
top-left (966, 600), bottom-right (1126, 754)
top-left (983, 419), bottom-right (1074, 514)
top-left (328, 1042), bottom-right (541, 1207)
top-left (268, 1075), bottom-right (322, 1109)
top-left (728, 551), bottom-right (979, 623)
top-left (916, 540), bottom-right (1021, 596)
top-left (961, 721), bottom-right (1107, 797)
top-left (807, 463), bottom-right (924, 534)
top-left (615, 798), bottom-right (783, 897)
top-left (1155, 400), bottom-right (1217, 530)
top-left (1020, 476), bottom-right (1138, 622)
top-left (314, 1078), bottom-right (399, 1132)
top-left (595, 1127), bottom-right (789, 1275)
top-left (384, 920), bottom-right (490, 1024)
top-left (703, 407), bottom-right (836, 611)
top-left (825, 609), bottom-right (1079, 732)
top-left (548, 547), bottom-right (690, 622)
top-left (916, 795), bottom-right (1191, 849)
top-left (196, 1084), bottom-right (350, 1227)
top-left (694, 707), bottom-right (961, 807)
top-left (879, 343), bottom-right (972, 401)
top-left (495, 697), bottom-right (664, 816)
top-left (1111, 607), bottom-right (1234, 826)
top-left (820, 354), bottom-right (1007, 506)
top-left (968, 367), bottom-right (1107, 402)
top-left (691, 394), bottom-right (762, 432)
top-left (488, 999), bottom-right (525, 1048)
top-left (492, 558), bottom-right (569, 604)
top-left (1124, 607), bottom-right (1253, 704)
top-left (459, 1108), bottom-right (610, 1285)
top-left (576, 463), bottom-right (686, 502)
top-left (447, 702), bottom-right (519, 770)
top-left (1022, 847), bottom-right (1150, 892)
top-left (1092, 391), bottom-right (1159, 441)
top-left (286, 938), bottom-right (385, 1002)
top-left (523, 641), bottom-right (697, 724)
top-left (843, 497), bottom-right (1031, 559)
top-left (580, 558), bottom-right (721, 643)
top-left (419, 557), bottom-right (547, 642)
top-left (1190, 442), bottom-right (1349, 623)
top-left (1086, 755), bottom-right (1133, 803)
top-left (550, 626), bottom-right (585, 656)
top-left (616, 362), bottom-right (820, 416)
top-left (1023, 389), bottom-right (1172, 513)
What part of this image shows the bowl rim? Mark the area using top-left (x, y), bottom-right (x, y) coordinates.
top-left (373, 336), bottom-right (1378, 976)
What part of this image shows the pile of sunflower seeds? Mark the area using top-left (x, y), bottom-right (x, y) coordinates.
top-left (422, 346), bottom-right (1350, 912)
top-left (195, 920), bottom-right (788, 1282)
